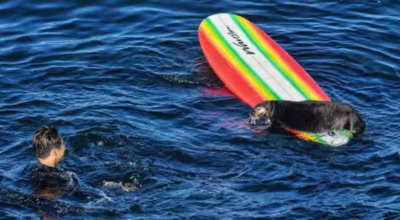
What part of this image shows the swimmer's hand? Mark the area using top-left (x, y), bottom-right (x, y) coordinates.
top-left (102, 181), bottom-right (138, 192)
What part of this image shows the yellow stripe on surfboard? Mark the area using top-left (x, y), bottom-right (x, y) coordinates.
top-left (201, 19), bottom-right (278, 100)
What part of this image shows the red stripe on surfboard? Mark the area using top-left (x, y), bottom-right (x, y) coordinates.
top-left (250, 22), bottom-right (330, 101)
top-left (198, 28), bottom-right (264, 107)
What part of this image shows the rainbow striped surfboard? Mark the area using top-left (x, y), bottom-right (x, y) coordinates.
top-left (199, 13), bottom-right (351, 146)
top-left (198, 13), bottom-right (330, 108)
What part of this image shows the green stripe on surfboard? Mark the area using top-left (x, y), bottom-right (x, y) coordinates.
top-left (205, 18), bottom-right (281, 100)
top-left (229, 14), bottom-right (310, 100)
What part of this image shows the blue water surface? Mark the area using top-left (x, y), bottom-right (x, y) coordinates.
top-left (0, 0), bottom-right (399, 219)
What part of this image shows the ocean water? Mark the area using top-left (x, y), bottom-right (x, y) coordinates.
top-left (0, 0), bottom-right (399, 219)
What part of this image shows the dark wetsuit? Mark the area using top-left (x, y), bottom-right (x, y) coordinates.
top-left (30, 163), bottom-right (79, 198)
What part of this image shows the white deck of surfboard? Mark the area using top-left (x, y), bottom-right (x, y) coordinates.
top-left (209, 13), bottom-right (307, 101)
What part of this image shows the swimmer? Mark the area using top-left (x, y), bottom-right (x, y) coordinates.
top-left (30, 127), bottom-right (136, 196)
top-left (30, 126), bottom-right (73, 198)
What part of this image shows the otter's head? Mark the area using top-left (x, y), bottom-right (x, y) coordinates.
top-left (247, 102), bottom-right (273, 129)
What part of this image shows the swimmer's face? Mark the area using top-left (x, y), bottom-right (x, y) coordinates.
top-left (54, 140), bottom-right (67, 163)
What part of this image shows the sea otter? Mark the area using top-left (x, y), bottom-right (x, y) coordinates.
top-left (248, 100), bottom-right (365, 135)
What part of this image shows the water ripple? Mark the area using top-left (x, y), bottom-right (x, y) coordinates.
top-left (0, 0), bottom-right (400, 219)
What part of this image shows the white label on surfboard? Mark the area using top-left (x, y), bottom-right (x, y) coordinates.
top-left (210, 14), bottom-right (306, 101)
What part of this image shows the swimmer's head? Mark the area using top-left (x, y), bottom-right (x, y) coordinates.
top-left (33, 127), bottom-right (66, 166)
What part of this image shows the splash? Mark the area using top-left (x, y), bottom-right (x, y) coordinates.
top-left (285, 128), bottom-right (353, 147)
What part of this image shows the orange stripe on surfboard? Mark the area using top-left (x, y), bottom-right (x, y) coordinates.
top-left (199, 28), bottom-right (265, 106)
top-left (200, 19), bottom-right (278, 101)
top-left (247, 20), bottom-right (330, 101)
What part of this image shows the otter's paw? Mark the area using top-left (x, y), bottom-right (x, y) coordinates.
top-left (247, 116), bottom-right (271, 131)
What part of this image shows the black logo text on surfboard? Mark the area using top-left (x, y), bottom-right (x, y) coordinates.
top-left (227, 26), bottom-right (255, 55)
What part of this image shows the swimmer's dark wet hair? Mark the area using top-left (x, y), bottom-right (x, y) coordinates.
top-left (32, 127), bottom-right (63, 159)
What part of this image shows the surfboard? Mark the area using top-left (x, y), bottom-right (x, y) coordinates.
top-left (198, 13), bottom-right (330, 108)
top-left (198, 13), bottom-right (351, 146)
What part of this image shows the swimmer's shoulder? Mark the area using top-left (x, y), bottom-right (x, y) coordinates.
top-left (30, 163), bottom-right (70, 187)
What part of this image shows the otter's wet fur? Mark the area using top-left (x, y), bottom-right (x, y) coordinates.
top-left (249, 100), bottom-right (366, 135)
